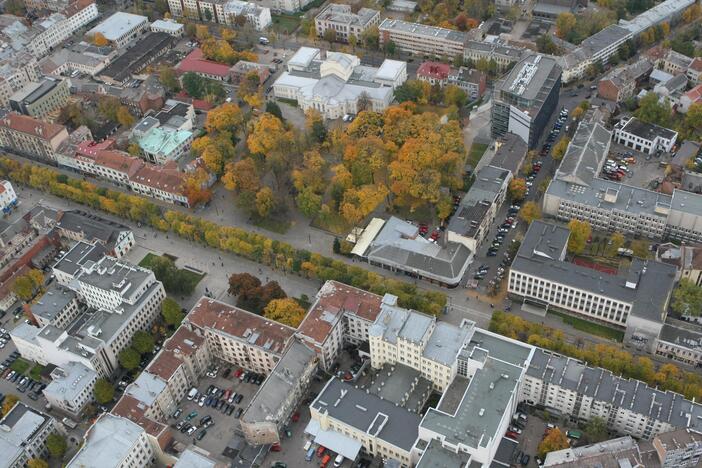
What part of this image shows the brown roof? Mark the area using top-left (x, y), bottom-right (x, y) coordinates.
top-left (187, 297), bottom-right (295, 356)
top-left (297, 281), bottom-right (382, 345)
top-left (146, 349), bottom-right (184, 381)
top-left (63, 0), bottom-right (95, 16)
top-left (111, 395), bottom-right (169, 442)
top-left (95, 150), bottom-right (144, 176)
top-left (164, 325), bottom-right (205, 357)
top-left (0, 113), bottom-right (66, 140)
top-left (689, 58), bottom-right (702, 72)
top-left (131, 164), bottom-right (186, 195)
top-left (691, 247), bottom-right (702, 270)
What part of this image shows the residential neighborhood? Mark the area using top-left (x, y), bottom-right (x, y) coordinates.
top-left (0, 0), bottom-right (699, 466)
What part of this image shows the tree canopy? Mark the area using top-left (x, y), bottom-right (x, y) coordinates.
top-left (94, 378), bottom-right (115, 405)
top-left (118, 347), bottom-right (141, 371)
top-left (518, 201), bottom-right (542, 224)
top-left (46, 433), bottom-right (67, 459)
top-left (161, 297), bottom-right (184, 327)
top-left (263, 298), bottom-right (306, 327)
top-left (567, 219), bottom-right (591, 255)
top-left (132, 330), bottom-right (155, 355)
top-left (2, 395), bottom-right (19, 416)
top-left (672, 279), bottom-right (702, 317)
top-left (538, 428), bottom-right (569, 458)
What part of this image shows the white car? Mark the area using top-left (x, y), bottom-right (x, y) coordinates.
top-left (198, 396), bottom-right (206, 407)
top-left (187, 425), bottom-right (197, 435)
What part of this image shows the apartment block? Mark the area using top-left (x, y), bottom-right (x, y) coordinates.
top-left (464, 40), bottom-right (525, 70)
top-left (43, 361), bottom-right (97, 417)
top-left (315, 4), bottom-right (380, 43)
top-left (653, 428), bottom-right (702, 467)
top-left (654, 322), bottom-right (702, 367)
top-left (0, 55), bottom-right (40, 107)
top-left (492, 54), bottom-right (561, 148)
top-left (296, 280), bottom-right (382, 370)
top-left (0, 180), bottom-right (17, 214)
top-left (27, 0), bottom-right (99, 58)
top-left (28, 284), bottom-right (81, 328)
top-left (167, 0), bottom-right (271, 30)
top-left (9, 76), bottom-right (70, 118)
top-left (86, 12), bottom-right (149, 48)
top-left (240, 339), bottom-right (317, 445)
top-left (378, 19), bottom-right (467, 58)
top-left (185, 297), bottom-right (296, 374)
top-left (614, 117), bottom-right (678, 155)
top-left (0, 402), bottom-right (58, 467)
top-left (0, 112), bottom-right (69, 161)
top-left (508, 221), bottom-right (676, 349)
top-left (598, 58), bottom-right (653, 102)
top-left (150, 19), bottom-right (184, 37)
top-left (68, 413), bottom-right (155, 468)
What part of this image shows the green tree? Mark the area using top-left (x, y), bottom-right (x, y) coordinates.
top-left (607, 232), bottom-right (625, 257)
top-left (94, 378), bottom-right (115, 405)
top-left (552, 138), bottom-right (570, 161)
top-left (385, 40), bottom-right (396, 55)
top-left (556, 12), bottom-right (577, 38)
top-left (567, 219), bottom-right (591, 255)
top-left (118, 347), bottom-right (141, 371)
top-left (323, 28), bottom-right (336, 43)
top-left (672, 279), bottom-right (702, 316)
top-left (630, 239), bottom-right (650, 258)
top-left (161, 297), bottom-right (184, 327)
top-left (508, 178), bottom-right (527, 201)
top-left (265, 101), bottom-right (283, 121)
top-left (46, 433), bottom-right (67, 459)
top-left (159, 66), bottom-right (180, 92)
top-left (12, 276), bottom-right (34, 301)
top-left (394, 80), bottom-right (424, 103)
top-left (132, 330), bottom-right (155, 355)
top-left (3, 0), bottom-right (25, 16)
top-left (27, 460), bottom-right (48, 468)
top-left (635, 93), bottom-right (671, 127)
top-left (584, 416), bottom-right (609, 443)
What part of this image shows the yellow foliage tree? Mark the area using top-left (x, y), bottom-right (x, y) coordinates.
top-left (263, 298), bottom-right (306, 327)
top-left (518, 201), bottom-right (542, 224)
top-left (91, 32), bottom-right (109, 46)
top-left (508, 178), bottom-right (527, 201)
top-left (538, 428), bottom-right (569, 458)
top-left (2, 395), bottom-right (19, 416)
top-left (555, 12), bottom-right (576, 38)
top-left (552, 138), bottom-right (570, 161)
top-left (255, 186), bottom-right (275, 218)
top-left (222, 158), bottom-right (260, 193)
top-left (247, 113), bottom-right (290, 156)
top-left (205, 102), bottom-right (244, 133)
top-left (339, 185), bottom-right (388, 225)
top-left (567, 219), bottom-right (591, 254)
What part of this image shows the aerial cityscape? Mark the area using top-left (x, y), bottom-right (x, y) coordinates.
top-left (0, 0), bottom-right (699, 466)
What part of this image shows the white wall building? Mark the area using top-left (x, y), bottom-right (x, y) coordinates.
top-left (43, 361), bottom-right (98, 417)
top-left (0, 402), bottom-right (58, 467)
top-left (28, 1), bottom-right (99, 58)
top-left (0, 180), bottom-right (17, 214)
top-left (273, 47), bottom-right (406, 119)
top-left (314, 4), bottom-right (380, 43)
top-left (614, 117), bottom-right (678, 155)
top-left (86, 12), bottom-right (149, 48)
top-left (150, 19), bottom-right (184, 37)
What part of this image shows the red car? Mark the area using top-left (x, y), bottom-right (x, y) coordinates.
top-left (292, 412), bottom-right (300, 422)
top-left (506, 431), bottom-right (519, 440)
top-left (271, 443), bottom-right (282, 452)
top-left (430, 231), bottom-right (440, 241)
top-left (234, 368), bottom-right (243, 378)
top-left (418, 224), bottom-right (429, 235)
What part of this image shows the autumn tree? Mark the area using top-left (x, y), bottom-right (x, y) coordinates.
top-left (27, 460), bottom-right (48, 468)
top-left (236, 279), bottom-right (287, 314)
top-left (340, 184), bottom-right (389, 225)
top-left (255, 186), bottom-right (276, 218)
top-left (91, 32), bottom-right (109, 46)
top-left (518, 201), bottom-right (542, 224)
top-left (630, 239), bottom-right (650, 258)
top-left (2, 394), bottom-right (19, 415)
top-left (158, 66), bottom-right (180, 92)
top-left (444, 85), bottom-right (468, 108)
top-left (161, 297), bottom-right (184, 327)
top-left (584, 417), bottom-right (608, 443)
top-left (508, 178), bottom-right (527, 201)
top-left (94, 378), bottom-right (115, 404)
top-left (205, 102), bottom-right (244, 133)
top-left (552, 138), bottom-right (570, 161)
top-left (228, 272), bottom-right (261, 296)
top-left (555, 12), bottom-right (576, 38)
top-left (606, 232), bottom-right (625, 257)
top-left (263, 298), bottom-right (306, 327)
top-left (672, 279), bottom-right (702, 316)
top-left (538, 428), bottom-right (569, 458)
top-left (222, 158), bottom-right (260, 193)
top-left (567, 219), bottom-right (591, 255)
top-left (238, 70), bottom-right (262, 108)
top-left (247, 113), bottom-right (290, 156)
top-left (116, 106), bottom-right (135, 128)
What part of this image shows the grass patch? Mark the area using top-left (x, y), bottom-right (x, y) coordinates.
top-left (311, 212), bottom-right (350, 236)
top-left (393, 204), bottom-right (434, 224)
top-left (271, 14), bottom-right (301, 34)
top-left (252, 216), bottom-right (291, 234)
top-left (415, 104), bottom-right (449, 116)
top-left (10, 358), bottom-right (30, 375)
top-left (467, 142), bottom-right (489, 168)
top-left (548, 310), bottom-right (624, 342)
top-left (138, 253), bottom-right (160, 269)
top-left (29, 364), bottom-right (44, 380)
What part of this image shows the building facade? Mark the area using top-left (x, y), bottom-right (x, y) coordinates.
top-left (0, 180), bottom-right (17, 214)
top-left (0, 112), bottom-right (69, 161)
top-left (314, 4), bottom-right (380, 43)
top-left (43, 361), bottom-right (98, 416)
top-left (86, 12), bottom-right (149, 48)
top-left (378, 19), bottom-right (467, 58)
top-left (9, 77), bottom-right (70, 118)
top-left (614, 117), bottom-right (678, 155)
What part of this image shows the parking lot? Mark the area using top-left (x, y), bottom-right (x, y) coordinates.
top-left (607, 142), bottom-right (669, 190)
top-left (167, 361), bottom-right (266, 456)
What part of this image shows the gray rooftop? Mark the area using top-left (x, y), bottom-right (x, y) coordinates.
top-left (464, 329), bottom-right (533, 368)
top-left (173, 448), bottom-right (224, 468)
top-left (125, 371), bottom-right (167, 407)
top-left (366, 217), bottom-right (472, 285)
top-left (496, 54), bottom-right (561, 104)
top-left (68, 413), bottom-right (145, 467)
top-left (415, 438), bottom-right (471, 467)
top-left (44, 361), bottom-right (97, 404)
top-left (670, 189), bottom-right (702, 215)
top-left (241, 339), bottom-right (317, 424)
top-left (10, 77), bottom-right (64, 105)
top-left (86, 12), bottom-right (147, 42)
top-left (53, 241), bottom-right (107, 278)
top-left (490, 133), bottom-right (528, 175)
top-left (619, 117), bottom-right (678, 142)
top-left (75, 255), bottom-right (152, 303)
top-left (369, 299), bottom-right (434, 345)
top-left (0, 401), bottom-right (51, 468)
top-left (379, 18), bottom-right (467, 44)
top-left (512, 221), bottom-right (676, 321)
top-left (316, 4), bottom-right (379, 28)
top-left (312, 378), bottom-right (422, 451)
top-left (581, 25), bottom-right (632, 55)
top-left (31, 284), bottom-right (77, 323)
top-left (423, 322), bottom-right (472, 366)
top-left (658, 323), bottom-right (702, 351)
top-left (420, 356), bottom-right (522, 450)
top-left (449, 165), bottom-right (510, 238)
top-left (555, 109), bottom-right (612, 187)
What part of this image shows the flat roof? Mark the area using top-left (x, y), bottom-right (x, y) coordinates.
top-left (415, 439), bottom-right (471, 467)
top-left (150, 19), bottom-right (184, 32)
top-left (496, 53), bottom-right (560, 103)
top-left (44, 361), bottom-right (97, 403)
top-left (68, 413), bottom-right (145, 467)
top-left (31, 284), bottom-right (76, 322)
top-left (556, 109), bottom-right (611, 187)
top-left (87, 12), bottom-right (147, 42)
top-left (619, 117), bottom-right (678, 142)
top-left (490, 132), bottom-right (528, 175)
top-left (125, 372), bottom-right (167, 407)
top-left (311, 378), bottom-right (422, 452)
top-left (379, 18), bottom-right (467, 44)
top-left (99, 32), bottom-right (174, 82)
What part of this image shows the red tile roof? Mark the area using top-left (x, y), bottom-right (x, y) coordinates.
top-left (0, 113), bottom-right (66, 140)
top-left (130, 163), bottom-right (186, 195)
top-left (689, 58), bottom-right (702, 73)
top-left (187, 298), bottom-right (295, 355)
top-left (111, 394), bottom-right (169, 442)
top-left (76, 139), bottom-right (115, 157)
top-left (177, 48), bottom-right (231, 78)
top-left (95, 150), bottom-right (144, 177)
top-left (683, 84), bottom-right (702, 103)
top-left (297, 281), bottom-right (382, 345)
top-left (417, 61), bottom-right (451, 80)
top-left (146, 349), bottom-right (184, 381)
top-left (164, 325), bottom-right (205, 357)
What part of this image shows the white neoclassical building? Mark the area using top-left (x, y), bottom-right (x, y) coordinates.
top-left (273, 47), bottom-right (407, 119)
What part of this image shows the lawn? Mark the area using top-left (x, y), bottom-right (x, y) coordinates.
top-left (29, 364), bottom-right (44, 380)
top-left (312, 212), bottom-right (351, 236)
top-left (467, 142), bottom-right (489, 168)
top-left (138, 253), bottom-right (205, 293)
top-left (138, 253), bottom-right (160, 269)
top-left (548, 310), bottom-right (624, 342)
top-left (253, 216), bottom-right (291, 234)
top-left (271, 14), bottom-right (301, 35)
top-left (10, 358), bottom-right (30, 375)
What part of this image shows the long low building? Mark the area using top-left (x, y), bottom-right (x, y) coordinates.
top-left (273, 47), bottom-right (406, 119)
top-left (508, 220), bottom-right (677, 349)
top-left (378, 18), bottom-right (467, 58)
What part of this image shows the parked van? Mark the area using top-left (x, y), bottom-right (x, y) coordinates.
top-left (321, 454), bottom-right (331, 468)
top-left (304, 440), bottom-right (312, 451)
top-left (62, 417), bottom-right (77, 429)
top-left (259, 37), bottom-right (269, 45)
top-left (334, 454), bottom-right (344, 466)
top-left (305, 447), bottom-right (315, 461)
top-left (187, 387), bottom-right (198, 400)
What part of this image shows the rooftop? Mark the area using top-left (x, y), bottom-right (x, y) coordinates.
top-left (555, 109), bottom-right (611, 187)
top-left (30, 284), bottom-right (77, 323)
top-left (415, 439), bottom-right (471, 468)
top-left (0, 401), bottom-right (49, 454)
top-left (187, 297), bottom-right (296, 356)
top-left (0, 112), bottom-right (67, 140)
top-left (86, 12), bottom-right (147, 42)
top-left (137, 126), bottom-right (192, 160)
top-left (99, 32), bottom-right (174, 83)
top-left (618, 117), bottom-right (678, 142)
top-left (53, 241), bottom-right (107, 278)
top-left (174, 447), bottom-right (227, 468)
top-left (177, 48), bottom-right (231, 78)
top-left (369, 298), bottom-right (435, 345)
top-left (68, 413), bottom-right (146, 467)
top-left (150, 19), bottom-right (184, 32)
top-left (311, 378), bottom-right (422, 451)
top-left (315, 4), bottom-right (379, 27)
top-left (496, 53), bottom-right (560, 103)
top-left (242, 339), bottom-right (316, 424)
top-left (10, 77), bottom-right (65, 105)
top-left (44, 361), bottom-right (97, 404)
top-left (125, 372), bottom-right (167, 407)
top-left (379, 18), bottom-right (467, 44)
top-left (417, 61), bottom-right (451, 80)
top-left (489, 132), bottom-right (528, 175)
top-left (297, 280), bottom-right (382, 347)
top-left (449, 165), bottom-right (510, 238)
